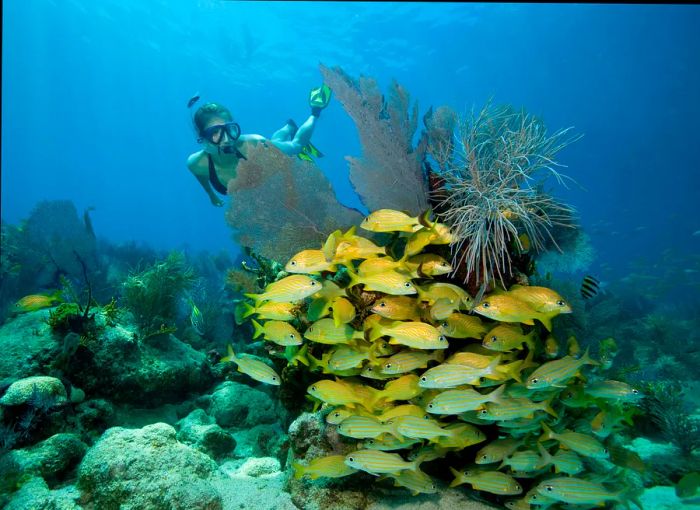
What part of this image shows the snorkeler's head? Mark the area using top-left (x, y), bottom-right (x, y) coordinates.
top-left (193, 103), bottom-right (233, 138)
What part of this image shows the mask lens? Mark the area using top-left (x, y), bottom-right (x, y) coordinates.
top-left (202, 122), bottom-right (240, 144)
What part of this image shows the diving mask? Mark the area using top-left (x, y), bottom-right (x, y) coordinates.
top-left (200, 121), bottom-right (241, 145)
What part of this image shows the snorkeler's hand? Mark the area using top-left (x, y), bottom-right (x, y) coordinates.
top-left (210, 196), bottom-right (224, 207)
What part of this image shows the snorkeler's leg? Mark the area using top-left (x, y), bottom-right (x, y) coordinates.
top-left (291, 115), bottom-right (317, 150)
top-left (270, 119), bottom-right (298, 142)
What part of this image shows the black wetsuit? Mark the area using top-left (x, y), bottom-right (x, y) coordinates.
top-left (208, 151), bottom-right (246, 195)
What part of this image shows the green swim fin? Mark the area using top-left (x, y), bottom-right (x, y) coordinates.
top-left (297, 142), bottom-right (323, 162)
top-left (309, 84), bottom-right (332, 109)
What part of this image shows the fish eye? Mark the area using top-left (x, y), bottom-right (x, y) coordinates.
top-left (420, 376), bottom-right (427, 382)
top-left (531, 378), bottom-right (538, 384)
top-left (545, 485), bottom-right (553, 492)
top-left (347, 456), bottom-right (354, 462)
top-left (290, 261), bottom-right (297, 266)
top-left (479, 409), bottom-right (488, 415)
top-left (482, 302), bottom-right (490, 308)
top-left (334, 412), bottom-right (340, 417)
top-left (632, 389), bottom-right (639, 394)
top-left (404, 282), bottom-right (412, 288)
top-left (366, 367), bottom-right (374, 372)
top-left (311, 385), bottom-right (316, 391)
top-left (439, 335), bottom-right (447, 342)
top-left (427, 403), bottom-right (433, 409)
top-left (556, 300), bottom-right (565, 306)
top-left (378, 302), bottom-right (386, 307)
top-left (385, 364), bottom-right (392, 369)
top-left (431, 484), bottom-right (436, 490)
top-left (289, 334), bottom-right (296, 338)
top-left (441, 322), bottom-right (448, 328)
top-left (272, 376), bottom-right (278, 381)
top-left (603, 448), bottom-right (608, 454)
top-left (481, 455), bottom-right (488, 461)
top-left (310, 281), bottom-right (318, 286)
top-left (515, 484), bottom-right (521, 491)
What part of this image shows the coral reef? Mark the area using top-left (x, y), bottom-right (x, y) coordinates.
top-left (121, 251), bottom-right (196, 338)
top-left (320, 64), bottom-right (430, 215)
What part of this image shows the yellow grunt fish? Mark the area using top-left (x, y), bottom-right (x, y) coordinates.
top-left (500, 449), bottom-right (548, 473)
top-left (371, 296), bottom-right (422, 321)
top-left (426, 384), bottom-right (506, 415)
top-left (344, 449), bottom-right (422, 475)
top-left (534, 477), bottom-right (627, 505)
top-left (358, 256), bottom-right (407, 276)
top-left (584, 380), bottom-right (643, 403)
top-left (326, 407), bottom-right (355, 424)
top-left (251, 319), bottom-right (302, 346)
top-left (539, 423), bottom-right (609, 459)
top-left (374, 374), bottom-right (424, 405)
top-left (240, 301), bottom-right (296, 321)
top-left (245, 274), bottom-right (320, 304)
top-left (220, 345), bottom-right (281, 385)
top-left (292, 455), bottom-right (358, 480)
top-left (526, 347), bottom-right (598, 389)
top-left (475, 438), bottom-right (523, 464)
top-left (473, 294), bottom-right (555, 331)
top-left (14, 292), bottom-right (62, 313)
top-left (360, 209), bottom-right (422, 233)
top-left (387, 415), bottom-right (453, 441)
top-left (347, 268), bottom-right (417, 295)
top-left (435, 422), bottom-right (487, 449)
top-left (285, 249), bottom-right (337, 274)
top-left (371, 320), bottom-right (448, 350)
top-left (438, 313), bottom-right (487, 339)
top-left (479, 396), bottom-right (558, 420)
top-left (328, 345), bottom-right (371, 371)
top-left (419, 356), bottom-right (502, 388)
top-left (381, 350), bottom-right (444, 375)
top-left (307, 379), bottom-right (370, 409)
top-left (360, 435), bottom-right (422, 451)
top-left (449, 468), bottom-right (523, 495)
top-left (403, 253), bottom-right (452, 277)
top-left (337, 415), bottom-right (391, 439)
top-left (505, 285), bottom-right (573, 315)
top-left (482, 324), bottom-right (537, 352)
top-left (376, 404), bottom-right (426, 422)
top-left (383, 468), bottom-right (438, 496)
top-left (550, 447), bottom-right (584, 475)
top-left (331, 296), bottom-right (356, 327)
top-left (304, 318), bottom-right (365, 345)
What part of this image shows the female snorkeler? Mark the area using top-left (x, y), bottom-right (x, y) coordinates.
top-left (186, 84), bottom-right (332, 207)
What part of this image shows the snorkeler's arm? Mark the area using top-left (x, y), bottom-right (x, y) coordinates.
top-left (187, 153), bottom-right (224, 207)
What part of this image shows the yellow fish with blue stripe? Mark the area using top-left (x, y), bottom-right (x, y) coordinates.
top-left (360, 209), bottom-right (422, 233)
top-left (220, 345), bottom-right (281, 385)
top-left (534, 477), bottom-right (630, 505)
top-left (285, 249), bottom-right (337, 274)
top-left (526, 347), bottom-right (598, 389)
top-left (251, 319), bottom-right (302, 346)
top-left (245, 274), bottom-right (320, 304)
top-left (449, 468), bottom-right (522, 495)
top-left (292, 455), bottom-right (358, 480)
top-left (344, 449), bottom-right (422, 475)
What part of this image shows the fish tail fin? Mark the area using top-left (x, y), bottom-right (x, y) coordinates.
top-left (539, 422), bottom-right (556, 442)
top-left (241, 301), bottom-right (256, 319)
top-left (251, 319), bottom-right (265, 339)
top-left (244, 292), bottom-right (261, 304)
top-left (220, 344), bottom-right (237, 363)
top-left (486, 354), bottom-right (502, 375)
top-left (291, 461), bottom-right (305, 480)
top-left (536, 442), bottom-right (553, 469)
top-left (49, 289), bottom-right (64, 303)
top-left (418, 208), bottom-right (435, 229)
top-left (537, 314), bottom-right (553, 332)
top-left (345, 267), bottom-right (361, 288)
top-left (448, 466), bottom-right (462, 487)
top-left (581, 346), bottom-right (600, 366)
top-left (541, 398), bottom-right (559, 419)
top-left (525, 330), bottom-right (537, 350)
top-left (487, 383), bottom-right (507, 404)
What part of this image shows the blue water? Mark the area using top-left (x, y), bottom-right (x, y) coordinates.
top-left (3, 1), bottom-right (699, 288)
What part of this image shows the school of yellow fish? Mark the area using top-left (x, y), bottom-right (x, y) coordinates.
top-left (229, 209), bottom-right (644, 508)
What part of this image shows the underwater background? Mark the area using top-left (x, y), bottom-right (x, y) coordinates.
top-left (2, 1), bottom-right (700, 509)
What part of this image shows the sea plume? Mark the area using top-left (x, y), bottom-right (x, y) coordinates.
top-left (428, 101), bottom-right (580, 287)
